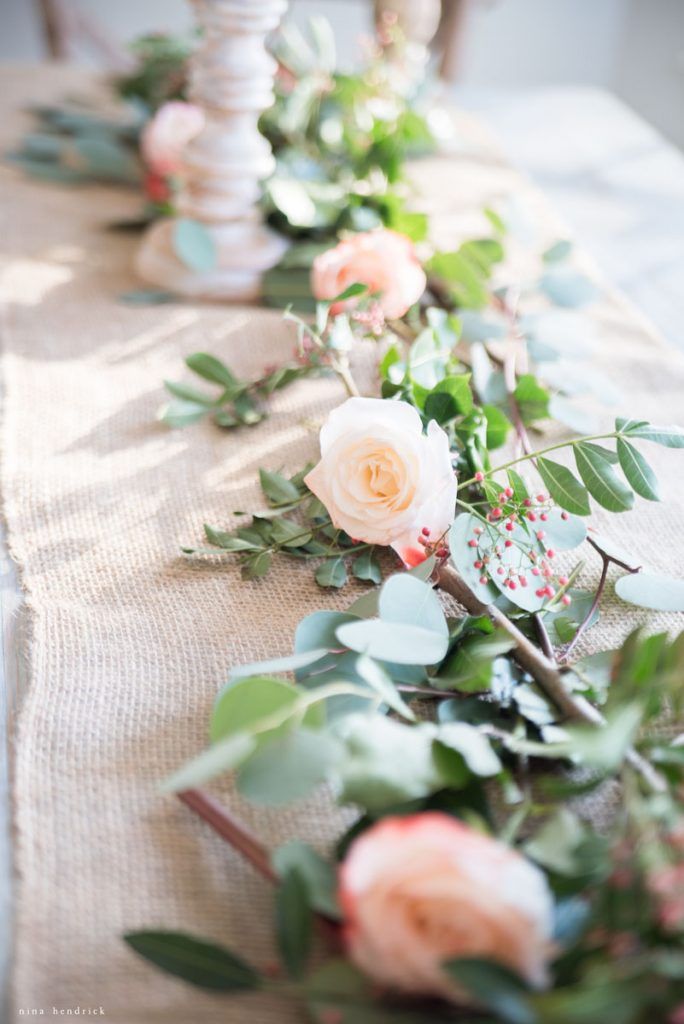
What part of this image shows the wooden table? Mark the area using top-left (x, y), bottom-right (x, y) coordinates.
top-left (1, 79), bottom-right (684, 1017)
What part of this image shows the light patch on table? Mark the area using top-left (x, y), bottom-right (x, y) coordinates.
top-left (0, 259), bottom-right (72, 306)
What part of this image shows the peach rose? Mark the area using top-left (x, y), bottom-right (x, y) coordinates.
top-left (311, 229), bottom-right (426, 320)
top-left (304, 397), bottom-right (456, 566)
top-left (339, 813), bottom-right (554, 1001)
top-left (141, 101), bottom-right (205, 178)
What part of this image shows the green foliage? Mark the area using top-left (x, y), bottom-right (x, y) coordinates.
top-left (123, 931), bottom-right (262, 990)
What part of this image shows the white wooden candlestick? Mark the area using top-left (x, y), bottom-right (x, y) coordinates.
top-left (136, 0), bottom-right (289, 301)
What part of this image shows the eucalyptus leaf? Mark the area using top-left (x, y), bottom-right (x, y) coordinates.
top-left (173, 219), bottom-right (217, 272)
top-left (316, 558), bottom-right (348, 589)
top-left (276, 870), bottom-right (312, 978)
top-left (272, 841), bottom-right (340, 918)
top-left (238, 728), bottom-right (342, 805)
top-left (336, 619), bottom-right (448, 665)
top-left (378, 574), bottom-right (448, 637)
top-left (162, 732), bottom-right (256, 792)
top-left (615, 572), bottom-right (684, 612)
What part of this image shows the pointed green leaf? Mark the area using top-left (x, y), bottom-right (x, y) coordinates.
top-left (574, 443), bottom-right (634, 512)
top-left (124, 932), bottom-right (261, 991)
top-left (259, 468), bottom-right (301, 505)
top-left (276, 870), bottom-right (313, 978)
top-left (185, 352), bottom-right (238, 388)
top-left (620, 422), bottom-right (684, 448)
top-left (537, 457), bottom-right (590, 516)
top-left (616, 438), bottom-right (660, 501)
top-left (315, 558), bottom-right (348, 589)
top-left (351, 549), bottom-right (382, 584)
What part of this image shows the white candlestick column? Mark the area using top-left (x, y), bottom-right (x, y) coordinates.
top-left (136, 0), bottom-right (289, 301)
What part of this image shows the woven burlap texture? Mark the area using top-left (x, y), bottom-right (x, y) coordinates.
top-left (2, 67), bottom-right (684, 1024)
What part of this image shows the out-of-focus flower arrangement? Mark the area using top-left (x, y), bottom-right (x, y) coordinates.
top-left (7, 17), bottom-right (435, 301)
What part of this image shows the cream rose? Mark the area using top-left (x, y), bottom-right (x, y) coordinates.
top-left (304, 397), bottom-right (456, 566)
top-left (141, 101), bottom-right (205, 178)
top-left (311, 229), bottom-right (426, 320)
top-left (339, 813), bottom-right (554, 1002)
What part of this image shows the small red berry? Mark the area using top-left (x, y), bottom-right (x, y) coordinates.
top-left (536, 494), bottom-right (546, 503)
top-left (505, 522), bottom-right (514, 532)
top-left (535, 588), bottom-right (546, 598)
top-left (479, 576), bottom-right (488, 585)
top-left (523, 498), bottom-right (532, 508)
top-left (474, 560), bottom-right (483, 569)
top-left (421, 526), bottom-right (430, 536)
top-left (475, 471), bottom-right (484, 482)
top-left (527, 512), bottom-right (537, 522)
top-left (558, 575), bottom-right (569, 586)
top-left (437, 546), bottom-right (449, 558)
top-left (505, 539), bottom-right (513, 548)
top-left (546, 548), bottom-right (556, 559)
top-left (508, 580), bottom-right (517, 590)
top-left (532, 567), bottom-right (540, 576)
top-left (545, 586), bottom-right (555, 598)
top-left (540, 512), bottom-right (548, 521)
top-left (468, 539), bottom-right (478, 548)
top-left (562, 594), bottom-right (572, 606)
top-left (497, 567), bottom-right (505, 576)
top-left (505, 487), bottom-right (514, 498)
top-left (536, 530), bottom-right (545, 541)
top-left (491, 507), bottom-right (502, 519)
top-left (519, 576), bottom-right (528, 587)
top-left (561, 511), bottom-right (569, 521)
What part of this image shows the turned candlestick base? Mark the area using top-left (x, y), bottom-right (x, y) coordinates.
top-left (136, 0), bottom-right (289, 302)
top-left (136, 218), bottom-right (288, 302)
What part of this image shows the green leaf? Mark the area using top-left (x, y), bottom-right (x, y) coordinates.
top-left (162, 732), bottom-right (256, 792)
top-left (271, 518), bottom-right (312, 548)
top-left (540, 267), bottom-right (598, 308)
top-left (616, 438), bottom-right (660, 500)
top-left (574, 442), bottom-right (634, 512)
top-left (185, 352), bottom-right (238, 389)
top-left (444, 958), bottom-right (534, 1024)
top-left (272, 841), bottom-right (340, 918)
top-left (378, 574), bottom-right (448, 638)
top-left (159, 399), bottom-right (208, 428)
top-left (537, 457), bottom-right (591, 516)
top-left (228, 649), bottom-right (329, 683)
top-left (258, 468), bottom-right (301, 505)
top-left (448, 513), bottom-right (499, 602)
top-left (173, 218), bottom-right (217, 272)
top-left (514, 375), bottom-right (550, 425)
top-left (615, 572), bottom-right (684, 611)
top-left (336, 619), bottom-right (448, 665)
top-left (315, 558), bottom-right (348, 588)
top-left (124, 932), bottom-right (261, 991)
top-left (435, 722), bottom-right (501, 776)
top-left (483, 404), bottom-right (512, 449)
top-left (525, 808), bottom-right (585, 875)
top-left (211, 675), bottom-right (321, 742)
top-left (351, 549), bottom-right (382, 584)
top-left (242, 551), bottom-right (272, 579)
top-left (355, 655), bottom-right (416, 721)
top-left (164, 379), bottom-right (215, 405)
top-left (620, 421), bottom-right (684, 448)
top-left (238, 728), bottom-right (342, 805)
top-left (119, 288), bottom-right (176, 305)
top-left (276, 870), bottom-right (313, 978)
top-left (543, 239), bottom-right (573, 263)
top-left (424, 375), bottom-right (473, 423)
top-left (438, 630), bottom-right (516, 690)
top-left (204, 524), bottom-right (259, 551)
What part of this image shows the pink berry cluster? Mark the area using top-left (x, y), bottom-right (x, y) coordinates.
top-left (469, 477), bottom-right (572, 606)
top-left (417, 526), bottom-right (449, 560)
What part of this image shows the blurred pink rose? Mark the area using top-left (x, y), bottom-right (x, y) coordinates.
top-left (304, 397), bottom-right (456, 566)
top-left (339, 813), bottom-right (554, 1002)
top-left (141, 101), bottom-right (205, 178)
top-left (311, 229), bottom-right (426, 320)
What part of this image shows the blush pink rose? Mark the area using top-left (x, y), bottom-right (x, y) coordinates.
top-left (311, 229), bottom-right (426, 320)
top-left (141, 101), bottom-right (205, 178)
top-left (339, 813), bottom-right (554, 1002)
top-left (304, 397), bottom-right (456, 566)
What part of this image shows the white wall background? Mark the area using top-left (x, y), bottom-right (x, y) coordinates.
top-left (0, 0), bottom-right (683, 147)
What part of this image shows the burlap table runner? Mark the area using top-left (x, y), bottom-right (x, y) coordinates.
top-left (2, 66), bottom-right (683, 1023)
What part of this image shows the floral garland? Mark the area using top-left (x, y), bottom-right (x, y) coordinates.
top-left (127, 204), bottom-right (684, 1022)
top-left (23, 18), bottom-right (684, 1024)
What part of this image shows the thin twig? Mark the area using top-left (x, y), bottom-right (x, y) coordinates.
top-left (397, 683), bottom-right (485, 699)
top-left (179, 789), bottom-right (276, 882)
top-left (533, 613), bottom-right (556, 663)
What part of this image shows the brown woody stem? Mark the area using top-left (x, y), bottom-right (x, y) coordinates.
top-left (178, 788), bottom-right (276, 882)
top-left (434, 564), bottom-right (666, 792)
